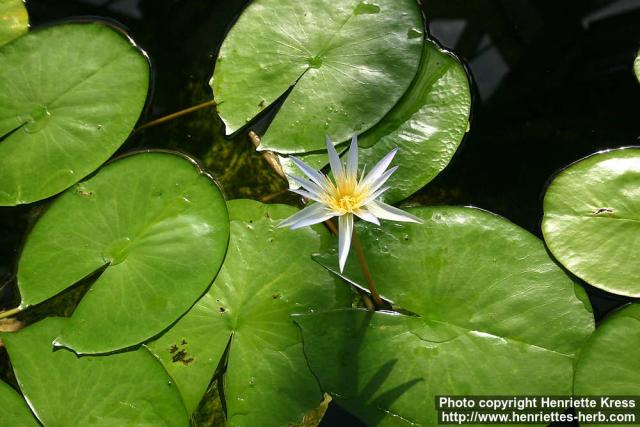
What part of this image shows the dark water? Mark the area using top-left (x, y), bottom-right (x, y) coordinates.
top-left (1, 0), bottom-right (640, 425)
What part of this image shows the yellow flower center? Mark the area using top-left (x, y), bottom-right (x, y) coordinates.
top-left (325, 177), bottom-right (369, 214)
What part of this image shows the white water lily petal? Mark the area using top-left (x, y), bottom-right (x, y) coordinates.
top-left (281, 135), bottom-right (417, 272)
top-left (366, 166), bottom-right (398, 195)
top-left (288, 174), bottom-right (326, 199)
top-left (338, 213), bottom-right (354, 272)
top-left (346, 135), bottom-right (358, 180)
top-left (366, 200), bottom-right (422, 224)
top-left (326, 136), bottom-right (345, 182)
top-left (362, 148), bottom-right (398, 187)
top-left (363, 186), bottom-right (390, 206)
top-left (354, 208), bottom-right (380, 226)
top-left (290, 188), bottom-right (324, 203)
top-left (290, 156), bottom-right (331, 190)
top-left (279, 203), bottom-right (336, 230)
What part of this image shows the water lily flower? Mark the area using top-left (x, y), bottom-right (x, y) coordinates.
top-left (279, 135), bottom-right (421, 272)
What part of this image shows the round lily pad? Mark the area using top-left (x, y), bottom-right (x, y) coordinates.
top-left (17, 151), bottom-right (229, 354)
top-left (0, 0), bottom-right (28, 47)
top-left (147, 200), bottom-right (350, 425)
top-left (542, 148), bottom-right (640, 297)
top-left (211, 0), bottom-right (424, 153)
top-left (0, 21), bottom-right (149, 206)
top-left (297, 206), bottom-right (595, 426)
top-left (2, 317), bottom-right (189, 426)
top-left (0, 379), bottom-right (37, 427)
top-left (634, 49), bottom-right (640, 83)
top-left (356, 40), bottom-right (471, 204)
top-left (574, 304), bottom-right (640, 420)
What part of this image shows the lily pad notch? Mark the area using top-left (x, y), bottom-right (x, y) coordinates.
top-left (210, 0), bottom-right (425, 154)
top-left (15, 150), bottom-right (230, 354)
top-left (147, 199), bottom-right (351, 426)
top-left (299, 206), bottom-right (594, 425)
top-left (0, 20), bottom-right (151, 206)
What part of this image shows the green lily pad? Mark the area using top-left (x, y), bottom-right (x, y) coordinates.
top-left (542, 148), bottom-right (640, 297)
top-left (2, 317), bottom-right (189, 426)
top-left (0, 21), bottom-right (149, 206)
top-left (0, 0), bottom-right (28, 47)
top-left (356, 40), bottom-right (471, 204)
top-left (574, 304), bottom-right (640, 423)
top-left (277, 41), bottom-right (471, 204)
top-left (634, 49), bottom-right (640, 83)
top-left (0, 379), bottom-right (37, 427)
top-left (298, 206), bottom-right (595, 426)
top-left (147, 200), bottom-right (350, 425)
top-left (211, 0), bottom-right (423, 154)
top-left (17, 151), bottom-right (229, 354)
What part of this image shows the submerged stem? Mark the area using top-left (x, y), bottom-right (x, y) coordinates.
top-left (135, 99), bottom-right (217, 132)
top-left (352, 229), bottom-right (383, 310)
top-left (0, 306), bottom-right (22, 320)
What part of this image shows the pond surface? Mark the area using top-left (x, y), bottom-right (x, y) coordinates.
top-left (1, 0), bottom-right (640, 425)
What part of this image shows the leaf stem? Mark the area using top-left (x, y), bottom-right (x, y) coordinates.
top-left (135, 99), bottom-right (217, 132)
top-left (0, 306), bottom-right (22, 320)
top-left (248, 131), bottom-right (286, 178)
top-left (352, 229), bottom-right (383, 309)
top-left (260, 188), bottom-right (289, 202)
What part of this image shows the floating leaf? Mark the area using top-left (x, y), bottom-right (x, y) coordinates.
top-left (0, 379), bottom-right (37, 427)
top-left (356, 40), bottom-right (471, 203)
top-left (542, 148), bottom-right (640, 297)
top-left (211, 0), bottom-right (423, 153)
top-left (574, 304), bottom-right (640, 414)
top-left (17, 151), bottom-right (229, 354)
top-left (277, 41), bottom-right (471, 203)
top-left (298, 206), bottom-right (594, 426)
top-left (147, 200), bottom-right (350, 425)
top-left (0, 0), bottom-right (28, 47)
top-left (0, 22), bottom-right (149, 205)
top-left (2, 317), bottom-right (189, 426)
top-left (635, 49), bottom-right (640, 83)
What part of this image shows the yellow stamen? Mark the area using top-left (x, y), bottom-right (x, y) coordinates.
top-left (326, 176), bottom-right (369, 213)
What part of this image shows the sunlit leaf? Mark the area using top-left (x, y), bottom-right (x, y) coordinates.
top-left (0, 22), bottom-right (149, 205)
top-left (211, 0), bottom-right (423, 153)
top-left (17, 151), bottom-right (229, 354)
top-left (2, 317), bottom-right (189, 426)
top-left (357, 40), bottom-right (471, 203)
top-left (542, 148), bottom-right (640, 297)
top-left (0, 378), bottom-right (37, 427)
top-left (299, 206), bottom-right (594, 426)
top-left (277, 40), bottom-right (471, 204)
top-left (147, 200), bottom-right (350, 425)
top-left (634, 49), bottom-right (640, 83)
top-left (574, 303), bottom-right (640, 423)
top-left (0, 0), bottom-right (28, 47)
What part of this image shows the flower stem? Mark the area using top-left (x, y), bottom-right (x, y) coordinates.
top-left (0, 306), bottom-right (21, 320)
top-left (135, 100), bottom-right (217, 132)
top-left (322, 220), bottom-right (378, 310)
top-left (352, 229), bottom-right (383, 309)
